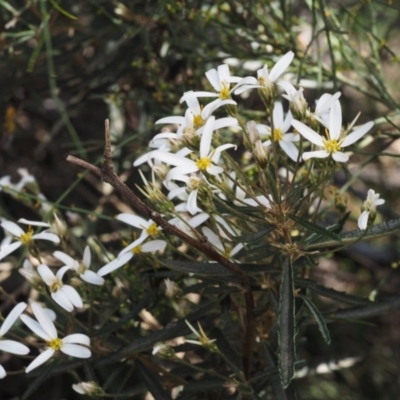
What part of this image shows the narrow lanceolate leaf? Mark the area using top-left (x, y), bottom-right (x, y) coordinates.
top-left (136, 360), bottom-right (172, 400)
top-left (296, 278), bottom-right (371, 306)
top-left (306, 218), bottom-right (400, 250)
top-left (289, 214), bottom-right (342, 242)
top-left (326, 295), bottom-right (400, 320)
top-left (278, 257), bottom-right (296, 388)
top-left (160, 259), bottom-right (278, 276)
top-left (299, 295), bottom-right (331, 344)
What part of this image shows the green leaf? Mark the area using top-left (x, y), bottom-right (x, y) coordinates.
top-left (136, 360), bottom-right (172, 400)
top-left (305, 218), bottom-right (400, 250)
top-left (260, 344), bottom-right (298, 400)
top-left (278, 258), bottom-right (296, 388)
top-left (296, 278), bottom-right (371, 306)
top-left (299, 295), bottom-right (331, 344)
top-left (23, 360), bottom-right (58, 400)
top-left (236, 226), bottom-right (275, 243)
top-left (160, 259), bottom-right (279, 276)
top-left (326, 295), bottom-right (400, 320)
top-left (289, 214), bottom-right (342, 242)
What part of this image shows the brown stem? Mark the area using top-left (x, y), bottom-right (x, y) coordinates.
top-left (67, 119), bottom-right (255, 378)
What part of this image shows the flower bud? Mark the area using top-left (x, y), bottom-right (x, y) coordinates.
top-left (152, 342), bottom-right (176, 359)
top-left (252, 140), bottom-right (269, 168)
top-left (72, 381), bottom-right (104, 396)
top-left (164, 278), bottom-right (182, 299)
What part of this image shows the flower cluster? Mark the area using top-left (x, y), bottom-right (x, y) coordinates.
top-left (0, 50), bottom-right (386, 393)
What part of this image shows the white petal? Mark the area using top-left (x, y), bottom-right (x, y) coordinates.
top-left (52, 290), bottom-right (74, 312)
top-left (213, 117), bottom-right (238, 131)
top-left (182, 91), bottom-right (218, 99)
top-left (181, 91), bottom-right (201, 115)
top-left (341, 121), bottom-right (374, 147)
top-left (83, 246), bottom-right (91, 267)
top-left (206, 165), bottom-right (224, 176)
top-left (61, 286), bottom-right (83, 308)
top-left (25, 348), bottom-right (55, 373)
top-left (187, 189), bottom-right (199, 216)
top-left (202, 227), bottom-right (223, 252)
top-left (0, 340), bottom-right (30, 355)
top-left (1, 221), bottom-right (24, 237)
top-left (167, 165), bottom-right (199, 181)
top-left (97, 253), bottom-right (133, 277)
top-left (188, 212), bottom-right (210, 227)
top-left (332, 152), bottom-right (349, 162)
top-left (32, 232), bottom-right (60, 243)
top-left (63, 333), bottom-right (90, 346)
top-left (269, 51), bottom-right (294, 82)
top-left (155, 116), bottom-right (185, 125)
top-left (116, 214), bottom-right (147, 229)
top-left (18, 219), bottom-right (50, 227)
top-left (200, 116), bottom-right (215, 158)
top-left (20, 315), bottom-right (51, 341)
top-left (0, 242), bottom-right (22, 260)
top-left (56, 265), bottom-right (70, 280)
top-left (329, 100), bottom-right (342, 140)
top-left (31, 301), bottom-right (58, 339)
top-left (61, 343), bottom-right (91, 358)
top-left (234, 84), bottom-right (260, 95)
top-left (302, 150), bottom-right (329, 160)
top-left (217, 64), bottom-right (231, 83)
top-left (280, 141), bottom-right (300, 162)
top-left (273, 102), bottom-right (284, 128)
top-left (81, 270), bottom-right (104, 285)
top-left (211, 143), bottom-right (237, 162)
top-left (292, 120), bottom-right (324, 146)
top-left (53, 251), bottom-right (76, 269)
top-left (142, 240), bottom-right (167, 253)
top-left (205, 68), bottom-right (221, 92)
top-left (0, 364), bottom-right (5, 379)
top-left (151, 151), bottom-right (194, 168)
top-left (358, 211), bottom-right (369, 230)
top-left (37, 264), bottom-right (56, 286)
top-left (0, 302), bottom-right (27, 336)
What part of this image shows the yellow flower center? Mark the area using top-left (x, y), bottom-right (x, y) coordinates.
top-left (20, 226), bottom-right (34, 245)
top-left (188, 177), bottom-right (201, 190)
top-left (146, 223), bottom-right (159, 237)
top-left (50, 279), bottom-right (63, 293)
top-left (219, 82), bottom-right (230, 100)
top-left (77, 262), bottom-right (87, 275)
top-left (196, 157), bottom-right (211, 171)
top-left (132, 245), bottom-right (142, 255)
top-left (324, 139), bottom-right (341, 153)
top-left (193, 114), bottom-right (205, 129)
top-left (273, 128), bottom-right (283, 142)
top-left (48, 338), bottom-right (62, 351)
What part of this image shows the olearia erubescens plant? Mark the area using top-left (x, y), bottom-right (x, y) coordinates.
top-left (0, 50), bottom-right (399, 399)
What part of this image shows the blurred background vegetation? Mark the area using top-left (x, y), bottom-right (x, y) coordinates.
top-left (0, 0), bottom-right (400, 399)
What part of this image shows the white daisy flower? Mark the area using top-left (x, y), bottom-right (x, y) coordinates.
top-left (149, 116), bottom-right (237, 181)
top-left (0, 219), bottom-right (60, 261)
top-left (116, 214), bottom-right (161, 239)
top-left (292, 100), bottom-right (374, 162)
top-left (72, 381), bottom-right (103, 396)
top-left (20, 302), bottom-right (91, 373)
top-left (97, 237), bottom-right (166, 277)
top-left (37, 264), bottom-right (83, 312)
top-left (234, 51), bottom-right (294, 95)
top-left (257, 102), bottom-right (300, 162)
top-left (0, 302), bottom-right (30, 379)
top-left (358, 189), bottom-right (385, 230)
top-left (53, 246), bottom-right (104, 286)
top-left (188, 64), bottom-right (241, 114)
